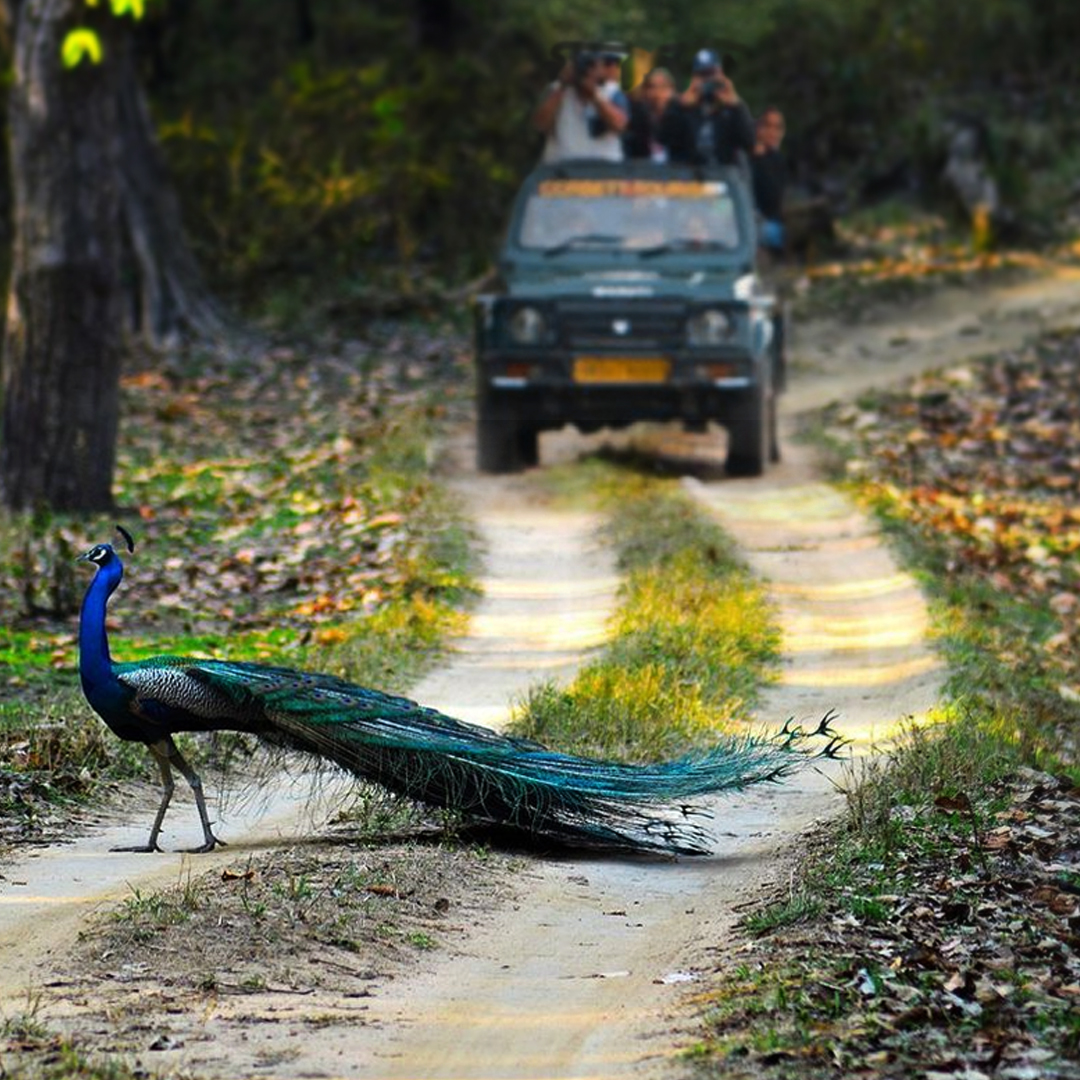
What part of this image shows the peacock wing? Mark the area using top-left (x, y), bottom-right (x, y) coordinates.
top-left (114, 656), bottom-right (274, 731)
top-left (181, 659), bottom-right (542, 752)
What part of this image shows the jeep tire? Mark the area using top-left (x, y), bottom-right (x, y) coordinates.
top-left (477, 391), bottom-right (527, 473)
top-left (726, 364), bottom-right (773, 478)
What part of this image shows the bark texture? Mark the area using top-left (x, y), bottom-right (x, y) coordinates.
top-left (1, 0), bottom-right (123, 511)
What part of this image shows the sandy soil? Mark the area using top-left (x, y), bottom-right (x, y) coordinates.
top-left (3, 268), bottom-right (1080, 1078)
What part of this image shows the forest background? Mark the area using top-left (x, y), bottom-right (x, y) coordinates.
top-left (4, 0), bottom-right (1076, 320)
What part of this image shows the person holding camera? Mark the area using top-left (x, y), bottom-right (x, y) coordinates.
top-left (599, 50), bottom-right (632, 115)
top-left (533, 50), bottom-right (628, 163)
top-left (752, 107), bottom-right (788, 254)
top-left (659, 49), bottom-right (754, 167)
top-left (624, 67), bottom-right (677, 161)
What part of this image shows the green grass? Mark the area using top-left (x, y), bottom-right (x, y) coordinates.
top-left (740, 893), bottom-right (823, 935)
top-left (113, 881), bottom-right (202, 939)
top-left (509, 466), bottom-right (780, 762)
top-left (0, 1042), bottom-right (154, 1080)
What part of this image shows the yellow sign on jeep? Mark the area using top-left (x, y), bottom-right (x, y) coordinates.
top-left (538, 179), bottom-right (726, 199)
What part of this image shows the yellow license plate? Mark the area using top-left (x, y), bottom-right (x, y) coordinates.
top-left (573, 357), bottom-right (671, 384)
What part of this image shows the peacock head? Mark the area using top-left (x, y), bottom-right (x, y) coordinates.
top-left (78, 543), bottom-right (119, 568)
top-left (78, 526), bottom-right (136, 570)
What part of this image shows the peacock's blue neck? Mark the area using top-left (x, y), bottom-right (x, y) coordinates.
top-left (80, 557), bottom-right (121, 692)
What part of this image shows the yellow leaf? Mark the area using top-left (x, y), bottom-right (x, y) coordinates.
top-left (110, 0), bottom-right (145, 16)
top-left (61, 29), bottom-right (103, 67)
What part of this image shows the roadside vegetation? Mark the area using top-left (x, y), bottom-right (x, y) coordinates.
top-left (0, 324), bottom-right (477, 847)
top-left (509, 458), bottom-right (781, 762)
top-left (0, 1033), bottom-right (144, 1080)
top-left (688, 329), bottom-right (1080, 1078)
top-left (791, 205), bottom-right (1078, 324)
top-left (0, 840), bottom-right (515, 1080)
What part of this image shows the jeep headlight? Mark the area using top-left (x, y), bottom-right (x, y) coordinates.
top-left (686, 309), bottom-right (732, 346)
top-left (508, 306), bottom-right (548, 345)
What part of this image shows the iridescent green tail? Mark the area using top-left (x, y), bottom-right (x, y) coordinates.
top-left (190, 659), bottom-right (843, 855)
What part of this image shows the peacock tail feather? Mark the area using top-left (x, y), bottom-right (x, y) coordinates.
top-left (125, 657), bottom-right (837, 855)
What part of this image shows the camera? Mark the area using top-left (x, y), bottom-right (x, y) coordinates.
top-left (572, 49), bottom-right (597, 85)
top-left (700, 76), bottom-right (726, 104)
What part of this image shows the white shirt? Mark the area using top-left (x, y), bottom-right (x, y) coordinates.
top-left (541, 83), bottom-right (624, 163)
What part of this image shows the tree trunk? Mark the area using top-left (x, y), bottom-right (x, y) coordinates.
top-left (116, 41), bottom-right (225, 344)
top-left (412, 0), bottom-right (467, 50)
top-left (296, 0), bottom-right (315, 45)
top-left (1, 0), bottom-right (123, 511)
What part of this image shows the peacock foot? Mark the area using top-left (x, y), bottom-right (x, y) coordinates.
top-left (181, 835), bottom-right (227, 854)
top-left (110, 842), bottom-right (163, 853)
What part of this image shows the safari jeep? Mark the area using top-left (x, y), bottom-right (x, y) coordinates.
top-left (473, 159), bottom-right (785, 475)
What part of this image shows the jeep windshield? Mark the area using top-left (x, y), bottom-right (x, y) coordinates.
top-left (517, 177), bottom-right (741, 256)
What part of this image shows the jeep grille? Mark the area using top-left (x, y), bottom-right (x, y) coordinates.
top-left (557, 301), bottom-right (686, 350)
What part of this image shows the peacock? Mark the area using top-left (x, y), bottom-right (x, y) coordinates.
top-left (77, 530), bottom-right (843, 856)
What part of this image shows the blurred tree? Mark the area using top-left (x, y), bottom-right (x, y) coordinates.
top-left (0, 0), bottom-right (222, 511)
top-left (296, 0), bottom-right (314, 45)
top-left (412, 0), bottom-right (467, 49)
top-left (1, 0), bottom-right (124, 511)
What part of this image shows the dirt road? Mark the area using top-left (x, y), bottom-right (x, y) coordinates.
top-left (2, 269), bottom-right (1079, 1078)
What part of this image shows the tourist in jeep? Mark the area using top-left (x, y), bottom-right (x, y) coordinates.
top-left (624, 67), bottom-right (676, 161)
top-left (598, 49), bottom-right (632, 120)
top-left (533, 50), bottom-right (628, 163)
top-left (659, 49), bottom-right (754, 167)
top-left (752, 106), bottom-right (788, 254)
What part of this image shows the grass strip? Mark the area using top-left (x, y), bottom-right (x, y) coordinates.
top-left (509, 461), bottom-right (780, 762)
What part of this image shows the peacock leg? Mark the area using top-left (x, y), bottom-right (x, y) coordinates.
top-left (110, 740), bottom-right (173, 853)
top-left (165, 737), bottom-right (226, 853)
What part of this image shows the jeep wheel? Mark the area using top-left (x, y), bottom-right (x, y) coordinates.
top-left (768, 391), bottom-right (781, 464)
top-left (518, 427), bottom-right (539, 467)
top-left (477, 393), bottom-right (525, 473)
top-left (726, 368), bottom-right (772, 477)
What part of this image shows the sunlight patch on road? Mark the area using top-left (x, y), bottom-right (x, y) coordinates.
top-left (481, 576), bottom-right (620, 600)
top-left (464, 610), bottom-right (612, 651)
top-left (688, 470), bottom-right (944, 753)
top-left (771, 571), bottom-right (919, 601)
top-left (0, 895), bottom-right (92, 906)
top-left (781, 606), bottom-right (930, 650)
top-left (447, 651), bottom-right (609, 671)
top-left (714, 483), bottom-right (858, 524)
top-left (780, 652), bottom-right (941, 688)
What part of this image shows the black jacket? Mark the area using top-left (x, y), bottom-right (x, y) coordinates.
top-left (624, 98), bottom-right (657, 159)
top-left (658, 99), bottom-right (755, 167)
top-left (752, 148), bottom-right (788, 220)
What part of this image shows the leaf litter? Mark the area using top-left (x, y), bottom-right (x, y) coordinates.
top-left (691, 328), bottom-right (1080, 1077)
top-left (0, 323), bottom-right (476, 671)
top-left (697, 768), bottom-right (1080, 1078)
